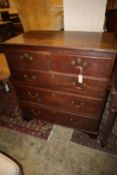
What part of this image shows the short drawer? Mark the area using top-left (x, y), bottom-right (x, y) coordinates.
top-left (20, 101), bottom-right (99, 132)
top-left (16, 85), bottom-right (104, 117)
top-left (6, 50), bottom-right (52, 71)
top-left (52, 53), bottom-right (113, 78)
top-left (11, 69), bottom-right (108, 98)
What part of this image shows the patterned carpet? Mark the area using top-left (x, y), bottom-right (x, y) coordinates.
top-left (0, 89), bottom-right (53, 140)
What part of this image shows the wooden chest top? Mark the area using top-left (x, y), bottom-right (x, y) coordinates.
top-left (3, 31), bottom-right (117, 53)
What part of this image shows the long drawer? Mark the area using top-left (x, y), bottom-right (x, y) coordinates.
top-left (52, 53), bottom-right (113, 78)
top-left (20, 101), bottom-right (99, 132)
top-left (6, 50), bottom-right (52, 70)
top-left (15, 85), bottom-right (104, 118)
top-left (10, 68), bottom-right (108, 98)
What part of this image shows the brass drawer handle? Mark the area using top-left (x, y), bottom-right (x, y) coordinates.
top-left (20, 53), bottom-right (33, 61)
top-left (70, 118), bottom-right (81, 125)
top-left (51, 75), bottom-right (55, 79)
top-left (71, 58), bottom-right (87, 67)
top-left (74, 121), bottom-right (81, 125)
top-left (27, 91), bottom-right (39, 98)
top-left (23, 74), bottom-right (37, 81)
top-left (32, 75), bottom-right (36, 80)
top-left (71, 101), bottom-right (84, 108)
top-left (53, 110), bottom-right (57, 114)
top-left (31, 109), bottom-right (41, 115)
top-left (27, 91), bottom-right (42, 103)
top-left (52, 93), bottom-right (56, 96)
top-left (72, 81), bottom-right (85, 89)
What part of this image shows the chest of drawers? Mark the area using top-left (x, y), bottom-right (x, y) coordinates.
top-left (3, 31), bottom-right (117, 136)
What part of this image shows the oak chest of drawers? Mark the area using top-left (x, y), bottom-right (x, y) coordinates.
top-left (3, 31), bottom-right (117, 136)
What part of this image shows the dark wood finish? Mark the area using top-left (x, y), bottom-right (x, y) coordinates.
top-left (2, 31), bottom-right (117, 136)
top-left (0, 21), bottom-right (15, 52)
top-left (0, 21), bottom-right (15, 42)
top-left (10, 68), bottom-right (108, 98)
top-left (1, 11), bottom-right (20, 23)
top-left (15, 85), bottom-right (104, 118)
top-left (6, 49), bottom-right (114, 78)
top-left (52, 53), bottom-right (114, 78)
top-left (0, 11), bottom-right (23, 36)
top-left (106, 9), bottom-right (117, 32)
top-left (20, 101), bottom-right (99, 132)
top-left (6, 50), bottom-right (51, 70)
top-left (3, 31), bottom-right (117, 52)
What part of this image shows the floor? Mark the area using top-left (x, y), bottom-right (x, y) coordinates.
top-left (0, 124), bottom-right (117, 175)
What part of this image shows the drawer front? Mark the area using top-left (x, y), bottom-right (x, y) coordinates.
top-left (6, 50), bottom-right (52, 70)
top-left (11, 69), bottom-right (108, 98)
top-left (52, 53), bottom-right (113, 78)
top-left (20, 101), bottom-right (99, 132)
top-left (15, 85), bottom-right (104, 117)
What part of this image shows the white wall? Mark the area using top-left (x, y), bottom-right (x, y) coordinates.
top-left (64, 0), bottom-right (107, 32)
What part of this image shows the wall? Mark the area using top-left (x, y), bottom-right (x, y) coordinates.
top-left (14, 0), bottom-right (63, 31)
top-left (0, 54), bottom-right (10, 78)
top-left (64, 0), bottom-right (107, 32)
top-left (8, 0), bottom-right (17, 13)
top-left (51, 0), bottom-right (63, 5)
